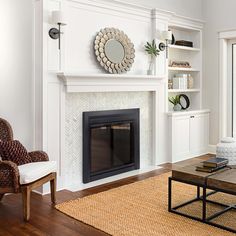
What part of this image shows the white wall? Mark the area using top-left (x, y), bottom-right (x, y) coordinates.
top-left (126, 0), bottom-right (203, 19)
top-left (0, 0), bottom-right (203, 151)
top-left (203, 0), bottom-right (236, 145)
top-left (0, 0), bottom-right (33, 149)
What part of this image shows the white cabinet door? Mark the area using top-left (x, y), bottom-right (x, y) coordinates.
top-left (190, 114), bottom-right (209, 154)
top-left (170, 112), bottom-right (209, 163)
top-left (172, 116), bottom-right (190, 161)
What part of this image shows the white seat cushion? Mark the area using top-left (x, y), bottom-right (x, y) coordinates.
top-left (18, 161), bottom-right (57, 185)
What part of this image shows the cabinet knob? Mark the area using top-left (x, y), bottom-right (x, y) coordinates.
top-left (190, 115), bottom-right (195, 118)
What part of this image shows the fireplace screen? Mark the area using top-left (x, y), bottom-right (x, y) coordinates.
top-left (83, 109), bottom-right (140, 183)
top-left (91, 123), bottom-right (131, 173)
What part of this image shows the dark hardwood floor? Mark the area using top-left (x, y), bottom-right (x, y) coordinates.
top-left (0, 154), bottom-right (212, 236)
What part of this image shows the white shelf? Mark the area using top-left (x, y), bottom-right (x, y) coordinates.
top-left (168, 89), bottom-right (200, 93)
top-left (167, 21), bottom-right (206, 116)
top-left (57, 72), bottom-right (166, 93)
top-left (58, 72), bottom-right (165, 80)
top-left (167, 109), bottom-right (210, 117)
top-left (169, 45), bottom-right (200, 51)
top-left (168, 67), bottom-right (199, 72)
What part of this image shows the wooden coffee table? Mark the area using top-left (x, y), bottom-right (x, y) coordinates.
top-left (168, 161), bottom-right (236, 233)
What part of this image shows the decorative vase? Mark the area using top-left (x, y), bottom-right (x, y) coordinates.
top-left (147, 57), bottom-right (155, 75)
top-left (216, 137), bottom-right (236, 165)
top-left (173, 104), bottom-right (182, 111)
top-left (147, 69), bottom-right (154, 75)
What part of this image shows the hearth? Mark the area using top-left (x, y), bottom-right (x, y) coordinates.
top-left (83, 109), bottom-right (140, 183)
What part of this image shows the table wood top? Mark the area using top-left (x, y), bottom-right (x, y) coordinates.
top-left (207, 168), bottom-right (236, 193)
top-left (171, 158), bottom-right (232, 185)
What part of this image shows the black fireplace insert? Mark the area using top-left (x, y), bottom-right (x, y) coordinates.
top-left (83, 109), bottom-right (140, 183)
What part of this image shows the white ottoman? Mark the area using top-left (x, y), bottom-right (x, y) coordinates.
top-left (216, 137), bottom-right (236, 165)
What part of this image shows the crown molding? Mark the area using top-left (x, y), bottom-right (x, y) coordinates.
top-left (66, 0), bottom-right (204, 28)
top-left (151, 8), bottom-right (174, 21)
top-left (169, 14), bottom-right (205, 30)
top-left (66, 0), bottom-right (151, 19)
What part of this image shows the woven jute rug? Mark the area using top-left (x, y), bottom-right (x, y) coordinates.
top-left (56, 173), bottom-right (236, 236)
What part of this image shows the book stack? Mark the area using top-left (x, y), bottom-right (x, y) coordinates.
top-left (175, 40), bottom-right (193, 47)
top-left (196, 157), bottom-right (228, 173)
top-left (173, 74), bottom-right (188, 89)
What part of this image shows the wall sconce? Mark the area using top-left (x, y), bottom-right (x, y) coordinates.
top-left (158, 30), bottom-right (172, 58)
top-left (49, 10), bottom-right (67, 50)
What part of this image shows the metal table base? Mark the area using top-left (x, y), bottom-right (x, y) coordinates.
top-left (168, 177), bottom-right (236, 234)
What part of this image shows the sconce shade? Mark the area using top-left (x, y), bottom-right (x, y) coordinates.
top-left (162, 30), bottom-right (172, 40)
top-left (51, 10), bottom-right (66, 25)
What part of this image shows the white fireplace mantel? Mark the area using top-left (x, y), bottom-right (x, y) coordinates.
top-left (57, 72), bottom-right (166, 93)
top-left (54, 71), bottom-right (168, 191)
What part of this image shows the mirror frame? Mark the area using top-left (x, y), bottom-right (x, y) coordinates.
top-left (94, 27), bottom-right (135, 74)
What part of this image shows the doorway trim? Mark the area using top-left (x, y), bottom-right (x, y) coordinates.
top-left (219, 30), bottom-right (236, 139)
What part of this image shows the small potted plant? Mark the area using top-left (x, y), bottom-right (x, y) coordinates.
top-left (144, 40), bottom-right (160, 75)
top-left (168, 95), bottom-right (182, 111)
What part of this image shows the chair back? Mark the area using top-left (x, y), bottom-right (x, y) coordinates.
top-left (0, 118), bottom-right (13, 141)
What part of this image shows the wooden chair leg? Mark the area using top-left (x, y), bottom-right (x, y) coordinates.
top-left (50, 173), bottom-right (57, 204)
top-left (0, 194), bottom-right (4, 201)
top-left (22, 186), bottom-right (31, 221)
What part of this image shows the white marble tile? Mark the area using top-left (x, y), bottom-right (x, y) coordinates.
top-left (65, 91), bottom-right (154, 187)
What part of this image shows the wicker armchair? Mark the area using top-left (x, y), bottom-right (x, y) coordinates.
top-left (0, 118), bottom-right (57, 221)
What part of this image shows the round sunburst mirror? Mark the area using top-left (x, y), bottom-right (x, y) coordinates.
top-left (94, 27), bottom-right (135, 74)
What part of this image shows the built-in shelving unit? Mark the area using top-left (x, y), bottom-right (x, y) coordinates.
top-left (165, 14), bottom-right (209, 163)
top-left (168, 24), bottom-right (202, 112)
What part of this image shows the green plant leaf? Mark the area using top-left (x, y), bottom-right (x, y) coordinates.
top-left (168, 95), bottom-right (180, 105)
top-left (144, 40), bottom-right (160, 57)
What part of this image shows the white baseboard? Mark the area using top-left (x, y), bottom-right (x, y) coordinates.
top-left (66, 166), bottom-right (162, 192)
top-left (208, 145), bottom-right (216, 154)
top-left (33, 166), bottom-right (162, 195)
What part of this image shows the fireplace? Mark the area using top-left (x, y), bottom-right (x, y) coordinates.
top-left (83, 109), bottom-right (140, 183)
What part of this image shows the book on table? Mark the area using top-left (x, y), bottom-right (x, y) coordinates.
top-left (196, 164), bottom-right (226, 173)
top-left (195, 157), bottom-right (228, 173)
top-left (202, 157), bottom-right (228, 168)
